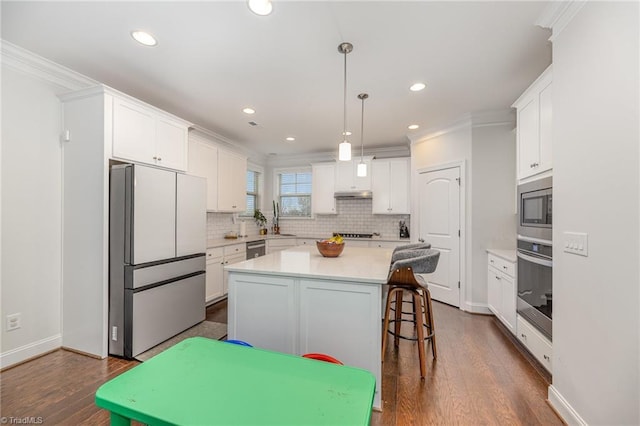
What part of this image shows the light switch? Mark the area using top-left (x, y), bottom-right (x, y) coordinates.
top-left (564, 232), bottom-right (588, 257)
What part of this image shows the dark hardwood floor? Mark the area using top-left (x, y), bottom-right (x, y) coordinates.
top-left (0, 299), bottom-right (562, 425)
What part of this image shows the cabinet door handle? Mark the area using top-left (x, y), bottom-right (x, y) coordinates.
top-left (495, 276), bottom-right (501, 280)
top-left (543, 354), bottom-right (550, 361)
top-left (153, 156), bottom-right (158, 160)
top-left (490, 260), bottom-right (494, 264)
top-left (521, 333), bottom-right (527, 339)
top-left (418, 238), bottom-right (424, 242)
top-left (502, 265), bottom-right (508, 270)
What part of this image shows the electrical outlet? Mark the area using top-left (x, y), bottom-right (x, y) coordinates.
top-left (6, 313), bottom-right (21, 331)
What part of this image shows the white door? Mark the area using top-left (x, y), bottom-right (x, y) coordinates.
top-left (176, 173), bottom-right (206, 257)
top-left (132, 165), bottom-right (176, 264)
top-left (417, 167), bottom-right (461, 307)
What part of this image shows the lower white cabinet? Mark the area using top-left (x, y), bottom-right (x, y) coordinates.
top-left (369, 240), bottom-right (403, 249)
top-left (487, 252), bottom-right (516, 334)
top-left (517, 315), bottom-right (552, 372)
top-left (205, 243), bottom-right (246, 304)
top-left (296, 238), bottom-right (316, 246)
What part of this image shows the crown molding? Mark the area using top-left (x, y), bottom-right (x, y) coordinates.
top-left (409, 110), bottom-right (514, 145)
top-left (265, 144), bottom-right (410, 167)
top-left (1, 40), bottom-right (97, 92)
top-left (535, 0), bottom-right (587, 42)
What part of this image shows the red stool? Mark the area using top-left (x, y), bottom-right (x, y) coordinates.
top-left (302, 353), bottom-right (344, 365)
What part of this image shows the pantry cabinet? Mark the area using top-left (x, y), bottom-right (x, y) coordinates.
top-left (371, 158), bottom-right (410, 214)
top-left (512, 65), bottom-right (552, 181)
top-left (487, 252), bottom-right (516, 334)
top-left (112, 96), bottom-right (189, 171)
top-left (311, 163), bottom-right (337, 214)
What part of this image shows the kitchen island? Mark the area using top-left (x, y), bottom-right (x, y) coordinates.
top-left (226, 245), bottom-right (393, 410)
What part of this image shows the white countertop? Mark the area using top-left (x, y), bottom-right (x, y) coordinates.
top-left (207, 234), bottom-right (410, 249)
top-left (486, 248), bottom-right (517, 263)
top-left (225, 245), bottom-right (393, 284)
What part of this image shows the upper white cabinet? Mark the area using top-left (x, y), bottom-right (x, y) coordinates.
top-left (217, 149), bottom-right (247, 212)
top-left (112, 96), bottom-right (189, 171)
top-left (512, 65), bottom-right (552, 181)
top-left (371, 158), bottom-right (410, 214)
top-left (334, 158), bottom-right (372, 192)
top-left (188, 137), bottom-right (218, 211)
top-left (187, 134), bottom-right (246, 213)
top-left (311, 163), bottom-right (337, 215)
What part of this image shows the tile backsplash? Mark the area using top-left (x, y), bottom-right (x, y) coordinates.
top-left (207, 199), bottom-right (410, 240)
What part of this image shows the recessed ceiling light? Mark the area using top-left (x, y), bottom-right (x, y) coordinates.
top-left (248, 0), bottom-right (273, 16)
top-left (131, 31), bottom-right (157, 47)
top-left (242, 107), bottom-right (255, 114)
top-left (285, 137), bottom-right (296, 142)
top-left (408, 124), bottom-right (420, 130)
top-left (342, 131), bottom-right (352, 136)
top-left (409, 83), bottom-right (426, 92)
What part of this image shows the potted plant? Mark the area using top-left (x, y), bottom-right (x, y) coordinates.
top-left (254, 209), bottom-right (268, 235)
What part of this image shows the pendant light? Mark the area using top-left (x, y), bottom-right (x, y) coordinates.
top-left (338, 42), bottom-right (353, 161)
top-left (357, 93), bottom-right (369, 177)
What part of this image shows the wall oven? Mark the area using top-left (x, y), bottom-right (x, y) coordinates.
top-left (517, 238), bottom-right (552, 340)
top-left (517, 176), bottom-right (552, 243)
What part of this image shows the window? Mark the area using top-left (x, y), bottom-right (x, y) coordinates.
top-left (245, 169), bottom-right (260, 216)
top-left (277, 170), bottom-right (312, 217)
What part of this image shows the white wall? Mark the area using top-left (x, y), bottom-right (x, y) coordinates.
top-left (470, 124), bottom-right (517, 304)
top-left (411, 115), bottom-right (516, 311)
top-left (550, 2), bottom-right (639, 424)
top-left (0, 66), bottom-right (63, 366)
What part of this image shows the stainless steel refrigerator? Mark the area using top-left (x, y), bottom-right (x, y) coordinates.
top-left (109, 164), bottom-right (206, 358)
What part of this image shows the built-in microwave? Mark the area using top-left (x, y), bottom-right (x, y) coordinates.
top-left (517, 176), bottom-right (552, 242)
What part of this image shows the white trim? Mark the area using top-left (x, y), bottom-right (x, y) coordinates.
top-left (536, 1), bottom-right (587, 42)
top-left (414, 160), bottom-right (466, 310)
top-left (0, 334), bottom-right (62, 369)
top-left (1, 40), bottom-right (96, 91)
top-left (409, 110), bottom-right (514, 145)
top-left (273, 166), bottom-right (313, 218)
top-left (462, 301), bottom-right (491, 315)
top-left (548, 385), bottom-right (587, 425)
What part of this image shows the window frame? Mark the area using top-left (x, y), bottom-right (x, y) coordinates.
top-left (241, 162), bottom-right (264, 217)
top-left (273, 166), bottom-right (313, 219)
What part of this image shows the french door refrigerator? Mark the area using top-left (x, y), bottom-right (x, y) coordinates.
top-left (109, 164), bottom-right (206, 358)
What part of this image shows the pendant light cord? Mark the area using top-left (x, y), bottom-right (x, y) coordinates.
top-left (360, 96), bottom-right (365, 161)
top-left (343, 51), bottom-right (348, 141)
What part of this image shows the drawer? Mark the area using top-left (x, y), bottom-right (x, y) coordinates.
top-left (517, 315), bottom-right (552, 372)
top-left (297, 239), bottom-right (316, 246)
top-left (370, 241), bottom-right (401, 249)
top-left (224, 243), bottom-right (246, 256)
top-left (488, 253), bottom-right (515, 278)
top-left (206, 247), bottom-right (223, 262)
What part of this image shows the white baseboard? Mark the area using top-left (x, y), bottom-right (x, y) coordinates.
top-left (0, 334), bottom-right (62, 369)
top-left (462, 301), bottom-right (492, 314)
top-left (548, 385), bottom-right (587, 425)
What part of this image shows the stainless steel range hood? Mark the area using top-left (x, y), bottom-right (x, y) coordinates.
top-left (334, 190), bottom-right (372, 199)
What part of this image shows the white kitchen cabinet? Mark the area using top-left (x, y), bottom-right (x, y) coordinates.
top-left (112, 96), bottom-right (189, 171)
top-left (267, 238), bottom-right (297, 254)
top-left (217, 149), bottom-right (247, 212)
top-left (188, 136), bottom-right (218, 211)
top-left (334, 157), bottom-right (373, 192)
top-left (513, 66), bottom-right (552, 181)
top-left (223, 244), bottom-right (246, 295)
top-left (206, 243), bottom-right (246, 304)
top-left (517, 315), bottom-right (552, 372)
top-left (206, 248), bottom-right (225, 303)
top-left (371, 158), bottom-right (410, 214)
top-left (487, 252), bottom-right (516, 334)
top-left (311, 163), bottom-right (337, 214)
top-left (228, 273), bottom-right (298, 353)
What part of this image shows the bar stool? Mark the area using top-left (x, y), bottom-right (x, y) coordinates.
top-left (382, 249), bottom-right (440, 378)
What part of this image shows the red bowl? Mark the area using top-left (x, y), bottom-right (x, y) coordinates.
top-left (316, 241), bottom-right (345, 257)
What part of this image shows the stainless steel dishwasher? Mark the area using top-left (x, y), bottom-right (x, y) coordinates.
top-left (246, 240), bottom-right (266, 259)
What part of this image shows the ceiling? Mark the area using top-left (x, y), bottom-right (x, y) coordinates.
top-left (1, 1), bottom-right (552, 158)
